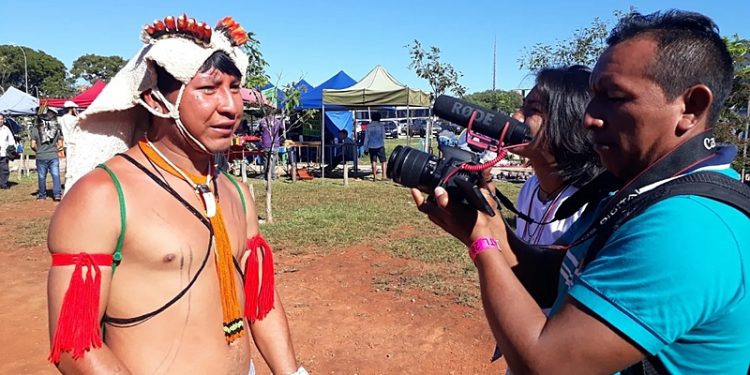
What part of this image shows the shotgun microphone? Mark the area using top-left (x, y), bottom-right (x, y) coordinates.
top-left (433, 94), bottom-right (532, 146)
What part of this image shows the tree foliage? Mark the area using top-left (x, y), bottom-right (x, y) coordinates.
top-left (242, 31), bottom-right (270, 89)
top-left (70, 54), bottom-right (126, 84)
top-left (407, 40), bottom-right (466, 97)
top-left (717, 35), bottom-right (750, 173)
top-left (0, 45), bottom-right (72, 97)
top-left (518, 10), bottom-right (630, 71)
top-left (463, 90), bottom-right (523, 115)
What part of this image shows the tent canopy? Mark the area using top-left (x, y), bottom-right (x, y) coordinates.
top-left (43, 80), bottom-right (106, 108)
top-left (322, 65), bottom-right (432, 107)
top-left (296, 79), bottom-right (313, 94)
top-left (0, 86), bottom-right (39, 115)
top-left (297, 71), bottom-right (355, 110)
top-left (261, 79), bottom-right (311, 109)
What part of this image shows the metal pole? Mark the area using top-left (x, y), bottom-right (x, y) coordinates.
top-left (321, 104), bottom-right (326, 178)
top-left (11, 44), bottom-right (29, 93)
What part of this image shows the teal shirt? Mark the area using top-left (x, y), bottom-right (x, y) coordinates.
top-left (552, 169), bottom-right (750, 374)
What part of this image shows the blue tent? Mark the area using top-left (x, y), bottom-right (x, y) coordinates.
top-left (260, 79), bottom-right (313, 109)
top-left (296, 71), bottom-right (356, 139)
top-left (296, 79), bottom-right (313, 95)
top-left (297, 71), bottom-right (355, 110)
top-left (0, 86), bottom-right (38, 115)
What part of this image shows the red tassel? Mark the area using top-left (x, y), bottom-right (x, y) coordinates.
top-left (244, 241), bottom-right (260, 322)
top-left (48, 253), bottom-right (112, 364)
top-left (244, 235), bottom-right (275, 322)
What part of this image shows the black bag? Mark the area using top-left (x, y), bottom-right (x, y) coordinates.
top-left (5, 144), bottom-right (19, 161)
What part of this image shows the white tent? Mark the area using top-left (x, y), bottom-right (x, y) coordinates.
top-left (322, 65), bottom-right (431, 107)
top-left (318, 66), bottom-right (432, 177)
top-left (0, 86), bottom-right (39, 115)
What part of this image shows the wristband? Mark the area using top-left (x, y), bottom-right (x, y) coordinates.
top-left (468, 237), bottom-right (499, 262)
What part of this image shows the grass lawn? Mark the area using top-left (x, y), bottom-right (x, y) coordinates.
top-left (252, 173), bottom-right (521, 262)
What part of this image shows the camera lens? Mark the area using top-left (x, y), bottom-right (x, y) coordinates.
top-left (387, 146), bottom-right (439, 191)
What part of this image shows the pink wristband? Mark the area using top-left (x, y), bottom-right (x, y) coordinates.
top-left (468, 237), bottom-right (499, 261)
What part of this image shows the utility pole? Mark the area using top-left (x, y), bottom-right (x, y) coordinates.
top-left (492, 35), bottom-right (497, 91)
top-left (11, 44), bottom-right (29, 93)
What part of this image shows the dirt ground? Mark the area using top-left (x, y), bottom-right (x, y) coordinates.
top-left (0, 196), bottom-right (506, 374)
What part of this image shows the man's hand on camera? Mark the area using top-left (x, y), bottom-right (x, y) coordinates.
top-left (411, 184), bottom-right (506, 247)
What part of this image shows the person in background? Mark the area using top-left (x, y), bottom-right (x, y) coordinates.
top-left (324, 129), bottom-right (356, 174)
top-left (30, 109), bottom-right (63, 201)
top-left (363, 112), bottom-right (387, 181)
top-left (258, 112), bottom-right (282, 179)
top-left (0, 114), bottom-right (17, 189)
top-left (58, 101), bottom-right (79, 156)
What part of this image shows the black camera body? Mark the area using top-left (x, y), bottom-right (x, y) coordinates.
top-left (388, 144), bottom-right (496, 215)
top-left (388, 95), bottom-right (533, 215)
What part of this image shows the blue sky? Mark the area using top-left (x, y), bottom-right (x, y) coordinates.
top-left (3, 0), bottom-right (748, 93)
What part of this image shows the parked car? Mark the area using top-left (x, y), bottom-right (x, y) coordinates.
top-left (382, 120), bottom-right (400, 138)
top-left (406, 119), bottom-right (428, 137)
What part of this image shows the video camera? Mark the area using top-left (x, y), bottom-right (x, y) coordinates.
top-left (387, 95), bottom-right (532, 216)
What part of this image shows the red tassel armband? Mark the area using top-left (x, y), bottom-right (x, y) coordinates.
top-left (48, 253), bottom-right (113, 364)
top-left (244, 235), bottom-right (275, 322)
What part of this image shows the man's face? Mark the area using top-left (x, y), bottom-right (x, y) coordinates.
top-left (0, 115), bottom-right (4, 126)
top-left (168, 67), bottom-right (243, 153)
top-left (584, 37), bottom-right (686, 180)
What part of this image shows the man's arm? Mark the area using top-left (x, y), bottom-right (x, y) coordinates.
top-left (415, 187), bottom-right (644, 374)
top-left (237, 182), bottom-right (299, 374)
top-left (47, 169), bottom-right (131, 374)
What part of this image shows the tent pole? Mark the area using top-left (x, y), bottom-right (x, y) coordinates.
top-left (406, 103), bottom-right (411, 147)
top-left (321, 104), bottom-right (326, 178)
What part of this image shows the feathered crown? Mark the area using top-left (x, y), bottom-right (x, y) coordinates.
top-left (141, 14), bottom-right (248, 47)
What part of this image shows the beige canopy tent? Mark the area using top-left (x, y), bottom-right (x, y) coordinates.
top-left (322, 65), bottom-right (432, 107)
top-left (318, 66), bottom-right (432, 177)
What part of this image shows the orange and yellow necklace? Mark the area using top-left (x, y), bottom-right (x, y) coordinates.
top-left (139, 137), bottom-right (245, 343)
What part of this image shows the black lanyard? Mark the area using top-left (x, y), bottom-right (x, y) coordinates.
top-left (561, 131), bottom-right (718, 250)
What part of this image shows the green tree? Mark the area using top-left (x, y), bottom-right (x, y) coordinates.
top-left (716, 35), bottom-right (750, 174)
top-left (407, 40), bottom-right (466, 152)
top-left (518, 9), bottom-right (630, 71)
top-left (464, 90), bottom-right (523, 115)
top-left (70, 54), bottom-right (126, 84)
top-left (254, 78), bottom-right (312, 224)
top-left (407, 40), bottom-right (466, 97)
top-left (0, 45), bottom-right (72, 97)
top-left (242, 31), bottom-right (270, 89)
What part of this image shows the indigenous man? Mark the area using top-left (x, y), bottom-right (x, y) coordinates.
top-left (48, 15), bottom-right (305, 374)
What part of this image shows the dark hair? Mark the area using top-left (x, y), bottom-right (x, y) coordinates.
top-left (339, 129), bottom-right (349, 137)
top-left (155, 50), bottom-right (243, 93)
top-left (371, 112), bottom-right (382, 121)
top-left (606, 10), bottom-right (733, 124)
top-left (534, 65), bottom-right (602, 187)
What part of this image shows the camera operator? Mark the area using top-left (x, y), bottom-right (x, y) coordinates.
top-left (412, 10), bottom-right (749, 374)
top-left (510, 65), bottom-right (602, 247)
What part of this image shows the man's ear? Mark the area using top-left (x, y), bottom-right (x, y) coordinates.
top-left (677, 84), bottom-right (712, 133)
top-left (141, 89), bottom-right (163, 113)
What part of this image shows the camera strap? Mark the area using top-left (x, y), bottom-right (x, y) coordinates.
top-left (559, 130), bottom-right (723, 250)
